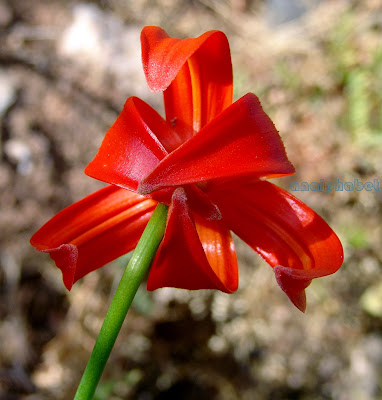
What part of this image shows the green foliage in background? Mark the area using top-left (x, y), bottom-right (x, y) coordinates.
top-left (328, 11), bottom-right (382, 145)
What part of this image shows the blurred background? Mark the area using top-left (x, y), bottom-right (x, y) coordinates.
top-left (0, 0), bottom-right (381, 399)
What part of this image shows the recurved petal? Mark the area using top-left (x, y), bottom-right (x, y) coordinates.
top-left (141, 26), bottom-right (232, 95)
top-left (30, 185), bottom-right (156, 290)
top-left (85, 97), bottom-right (180, 191)
top-left (138, 93), bottom-right (295, 195)
top-left (141, 26), bottom-right (233, 139)
top-left (209, 181), bottom-right (343, 311)
top-left (147, 187), bottom-right (238, 293)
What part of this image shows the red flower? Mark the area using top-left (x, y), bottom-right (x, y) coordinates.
top-left (31, 27), bottom-right (343, 311)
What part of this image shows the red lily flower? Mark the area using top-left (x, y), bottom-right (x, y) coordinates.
top-left (31, 26), bottom-right (343, 311)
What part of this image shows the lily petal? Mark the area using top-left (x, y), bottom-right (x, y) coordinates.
top-left (139, 93), bottom-right (295, 195)
top-left (30, 185), bottom-right (156, 290)
top-left (194, 214), bottom-right (238, 293)
top-left (85, 97), bottom-right (174, 190)
top-left (209, 181), bottom-right (343, 311)
top-left (147, 187), bottom-right (238, 293)
top-left (141, 26), bottom-right (233, 139)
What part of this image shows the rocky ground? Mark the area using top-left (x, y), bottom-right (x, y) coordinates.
top-left (0, 0), bottom-right (381, 399)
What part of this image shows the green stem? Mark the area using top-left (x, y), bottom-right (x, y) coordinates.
top-left (74, 203), bottom-right (168, 400)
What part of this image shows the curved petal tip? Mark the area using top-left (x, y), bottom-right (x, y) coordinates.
top-left (274, 265), bottom-right (312, 312)
top-left (140, 26), bottom-right (231, 93)
top-left (38, 244), bottom-right (78, 291)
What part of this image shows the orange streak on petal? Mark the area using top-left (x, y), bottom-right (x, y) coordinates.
top-left (187, 55), bottom-right (202, 133)
top-left (194, 214), bottom-right (238, 293)
top-left (247, 206), bottom-right (313, 271)
top-left (31, 186), bottom-right (149, 250)
top-left (163, 64), bottom-right (194, 145)
top-left (72, 199), bottom-right (156, 247)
